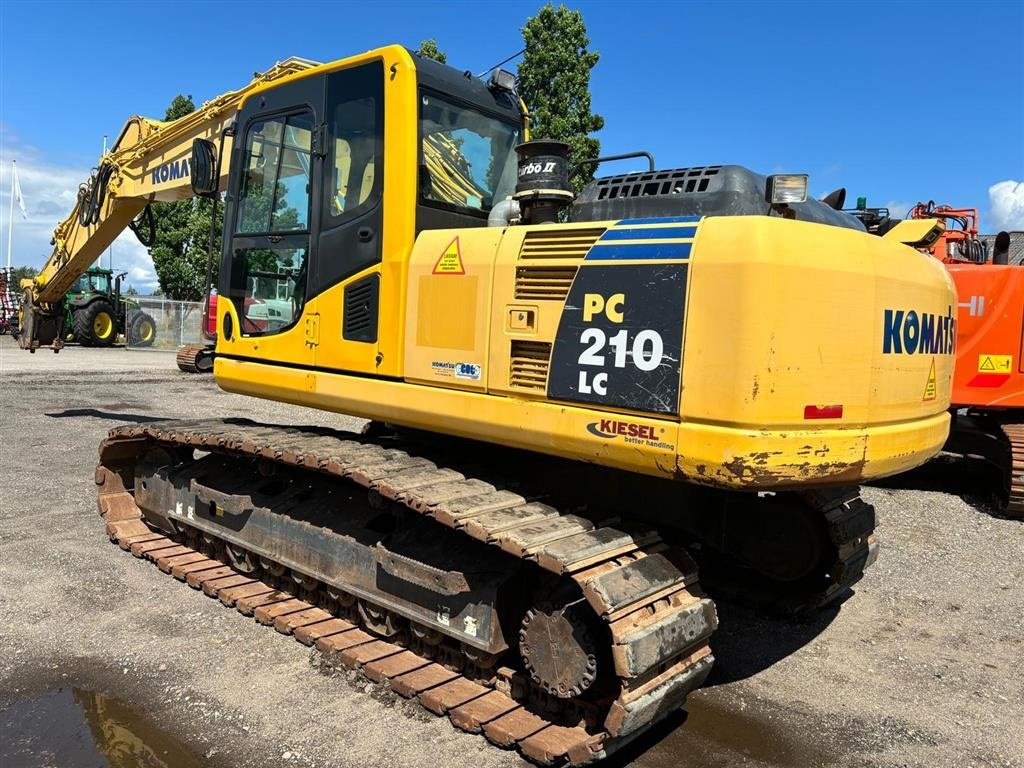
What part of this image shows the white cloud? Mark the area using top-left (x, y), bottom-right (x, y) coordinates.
top-left (0, 127), bottom-right (160, 293)
top-left (884, 200), bottom-right (914, 219)
top-left (988, 180), bottom-right (1024, 231)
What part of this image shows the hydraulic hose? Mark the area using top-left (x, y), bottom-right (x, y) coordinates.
top-left (129, 205), bottom-right (157, 247)
top-left (77, 162), bottom-right (116, 228)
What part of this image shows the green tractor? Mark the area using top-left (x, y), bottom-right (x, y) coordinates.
top-left (64, 267), bottom-right (156, 347)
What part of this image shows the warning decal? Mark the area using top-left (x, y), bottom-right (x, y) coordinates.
top-left (923, 357), bottom-right (937, 401)
top-left (432, 237), bottom-right (465, 275)
top-left (978, 354), bottom-right (1012, 373)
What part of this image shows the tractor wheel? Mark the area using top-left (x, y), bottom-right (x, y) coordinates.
top-left (72, 300), bottom-right (117, 347)
top-left (128, 310), bottom-right (157, 347)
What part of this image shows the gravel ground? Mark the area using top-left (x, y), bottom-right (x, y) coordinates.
top-left (1, 337), bottom-right (1021, 768)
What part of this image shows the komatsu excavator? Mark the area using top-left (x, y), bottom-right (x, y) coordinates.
top-left (19, 46), bottom-right (958, 763)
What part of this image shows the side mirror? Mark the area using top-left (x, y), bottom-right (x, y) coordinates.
top-left (191, 138), bottom-right (218, 196)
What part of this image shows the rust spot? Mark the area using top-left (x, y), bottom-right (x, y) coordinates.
top-left (796, 445), bottom-right (830, 458)
top-left (721, 453), bottom-right (866, 488)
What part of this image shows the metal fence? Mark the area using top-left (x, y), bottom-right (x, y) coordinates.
top-left (124, 298), bottom-right (204, 351)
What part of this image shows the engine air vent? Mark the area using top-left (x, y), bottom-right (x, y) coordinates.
top-left (518, 228), bottom-right (605, 260)
top-left (594, 166), bottom-right (721, 200)
top-left (515, 266), bottom-right (578, 301)
top-left (509, 340), bottom-right (551, 391)
top-left (343, 274), bottom-right (379, 343)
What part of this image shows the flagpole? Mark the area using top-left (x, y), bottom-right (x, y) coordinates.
top-left (6, 160), bottom-right (15, 270)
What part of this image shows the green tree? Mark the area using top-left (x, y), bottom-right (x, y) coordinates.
top-left (8, 265), bottom-right (38, 285)
top-left (518, 3), bottom-right (604, 194)
top-left (147, 94), bottom-right (224, 301)
top-left (416, 39), bottom-right (447, 64)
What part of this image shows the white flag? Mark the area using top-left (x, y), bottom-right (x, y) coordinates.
top-left (12, 163), bottom-right (27, 219)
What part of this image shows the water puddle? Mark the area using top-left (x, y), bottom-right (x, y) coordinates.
top-left (635, 693), bottom-right (836, 768)
top-left (1, 687), bottom-right (210, 768)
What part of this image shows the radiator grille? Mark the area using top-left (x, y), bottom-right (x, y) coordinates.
top-left (518, 228), bottom-right (605, 260)
top-left (509, 341), bottom-right (551, 391)
top-left (515, 266), bottom-right (578, 301)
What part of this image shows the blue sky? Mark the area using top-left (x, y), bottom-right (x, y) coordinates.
top-left (1, 0), bottom-right (1022, 289)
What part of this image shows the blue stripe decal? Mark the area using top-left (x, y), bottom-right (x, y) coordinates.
top-left (600, 226), bottom-right (697, 241)
top-left (615, 215), bottom-right (702, 225)
top-left (585, 242), bottom-right (692, 261)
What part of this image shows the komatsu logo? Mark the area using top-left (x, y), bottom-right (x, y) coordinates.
top-left (151, 158), bottom-right (192, 185)
top-left (882, 306), bottom-right (956, 355)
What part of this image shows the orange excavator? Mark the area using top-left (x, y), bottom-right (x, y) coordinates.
top-left (910, 202), bottom-right (1023, 516)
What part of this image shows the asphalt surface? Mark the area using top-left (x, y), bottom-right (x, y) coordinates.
top-left (1, 337), bottom-right (1021, 768)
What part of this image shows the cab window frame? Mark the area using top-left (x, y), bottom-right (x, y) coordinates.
top-left (229, 107), bottom-right (316, 338)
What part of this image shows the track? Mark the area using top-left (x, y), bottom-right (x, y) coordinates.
top-left (1001, 421), bottom-right (1024, 517)
top-left (96, 419), bottom-right (718, 765)
top-left (175, 344), bottom-right (214, 373)
top-left (696, 487), bottom-right (879, 616)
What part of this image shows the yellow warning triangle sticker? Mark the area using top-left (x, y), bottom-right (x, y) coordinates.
top-left (979, 356), bottom-right (996, 371)
top-left (922, 357), bottom-right (937, 401)
top-left (432, 237), bottom-right (465, 275)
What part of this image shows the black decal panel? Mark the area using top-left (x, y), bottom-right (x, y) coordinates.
top-left (547, 263), bottom-right (687, 415)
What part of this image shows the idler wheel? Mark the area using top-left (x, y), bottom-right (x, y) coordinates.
top-left (519, 599), bottom-right (599, 699)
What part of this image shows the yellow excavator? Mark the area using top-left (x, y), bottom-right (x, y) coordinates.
top-left (20, 45), bottom-right (956, 764)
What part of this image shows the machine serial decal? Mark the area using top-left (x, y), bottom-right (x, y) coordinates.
top-left (547, 218), bottom-right (695, 415)
top-left (432, 237), bottom-right (466, 274)
top-left (430, 360), bottom-right (481, 380)
top-left (455, 362), bottom-right (481, 380)
top-left (150, 158), bottom-right (192, 185)
top-left (882, 306), bottom-right (957, 355)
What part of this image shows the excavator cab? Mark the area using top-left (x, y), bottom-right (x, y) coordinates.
top-left (211, 48), bottom-right (524, 377)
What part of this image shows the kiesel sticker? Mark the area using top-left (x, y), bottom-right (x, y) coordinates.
top-left (433, 237), bottom-right (465, 275)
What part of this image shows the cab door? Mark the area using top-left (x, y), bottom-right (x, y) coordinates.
top-left (217, 74), bottom-right (325, 369)
top-left (309, 61), bottom-right (386, 375)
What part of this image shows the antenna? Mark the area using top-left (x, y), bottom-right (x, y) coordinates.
top-left (475, 48), bottom-right (526, 79)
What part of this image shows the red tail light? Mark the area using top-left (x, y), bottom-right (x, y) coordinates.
top-left (804, 404), bottom-right (843, 420)
top-left (204, 293), bottom-right (218, 339)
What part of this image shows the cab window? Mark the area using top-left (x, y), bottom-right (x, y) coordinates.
top-left (231, 111), bottom-right (313, 336)
top-left (323, 64), bottom-right (383, 230)
top-left (419, 93), bottom-right (520, 214)
top-left (237, 114), bottom-right (313, 234)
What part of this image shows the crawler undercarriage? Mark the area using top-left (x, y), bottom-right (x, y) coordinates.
top-left (97, 418), bottom-right (877, 764)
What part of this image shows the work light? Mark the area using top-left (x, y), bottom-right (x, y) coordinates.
top-left (765, 174), bottom-right (808, 205)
